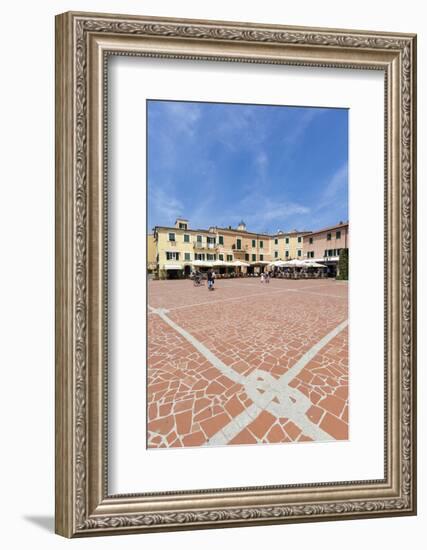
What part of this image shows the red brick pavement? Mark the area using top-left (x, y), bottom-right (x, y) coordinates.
top-left (147, 278), bottom-right (349, 448)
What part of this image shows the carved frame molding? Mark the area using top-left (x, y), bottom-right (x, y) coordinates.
top-left (55, 12), bottom-right (416, 537)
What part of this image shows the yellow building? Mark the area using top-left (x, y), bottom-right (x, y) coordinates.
top-left (271, 230), bottom-right (310, 261)
top-left (153, 219), bottom-right (273, 279)
top-left (147, 234), bottom-right (157, 275)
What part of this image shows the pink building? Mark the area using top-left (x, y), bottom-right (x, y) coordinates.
top-left (303, 222), bottom-right (349, 275)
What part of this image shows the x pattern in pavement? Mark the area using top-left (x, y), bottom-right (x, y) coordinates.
top-left (147, 278), bottom-right (349, 448)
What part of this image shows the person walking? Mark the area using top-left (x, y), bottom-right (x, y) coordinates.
top-left (260, 272), bottom-right (265, 283)
top-left (265, 271), bottom-right (270, 284)
top-left (207, 269), bottom-right (214, 291)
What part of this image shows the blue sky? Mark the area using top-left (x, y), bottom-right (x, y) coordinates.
top-left (147, 100), bottom-right (348, 234)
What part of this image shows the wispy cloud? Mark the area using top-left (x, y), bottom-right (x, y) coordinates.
top-left (306, 163), bottom-right (348, 229)
top-left (149, 184), bottom-right (184, 228)
top-left (147, 101), bottom-right (348, 232)
top-left (216, 193), bottom-right (310, 234)
top-left (283, 109), bottom-right (320, 147)
top-left (316, 163), bottom-right (348, 211)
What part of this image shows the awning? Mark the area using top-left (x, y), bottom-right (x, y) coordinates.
top-left (268, 260), bottom-right (287, 267)
top-left (282, 259), bottom-right (307, 267)
top-left (164, 264), bottom-right (183, 270)
top-left (192, 260), bottom-right (214, 267)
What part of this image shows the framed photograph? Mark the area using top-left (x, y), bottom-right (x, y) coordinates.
top-left (55, 11), bottom-right (417, 537)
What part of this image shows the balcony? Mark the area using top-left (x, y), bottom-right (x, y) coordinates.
top-left (193, 242), bottom-right (218, 250)
top-left (231, 243), bottom-right (249, 251)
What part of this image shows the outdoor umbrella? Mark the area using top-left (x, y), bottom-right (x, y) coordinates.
top-left (268, 260), bottom-right (287, 267)
top-left (282, 259), bottom-right (306, 267)
top-left (192, 260), bottom-right (214, 267)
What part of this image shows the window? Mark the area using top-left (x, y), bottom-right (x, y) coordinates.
top-left (274, 251), bottom-right (278, 258)
top-left (179, 222), bottom-right (187, 230)
top-left (260, 254), bottom-right (264, 261)
top-left (260, 240), bottom-right (264, 248)
top-left (252, 239), bottom-right (256, 247)
top-left (285, 237), bottom-right (289, 244)
top-left (197, 235), bottom-right (202, 242)
top-left (219, 254), bottom-right (224, 261)
top-left (328, 249), bottom-right (333, 256)
top-left (297, 236), bottom-right (302, 243)
top-left (245, 254), bottom-right (249, 261)
top-left (307, 251), bottom-right (314, 258)
top-left (285, 251), bottom-right (289, 257)
top-left (309, 237), bottom-right (313, 245)
top-left (183, 234), bottom-right (190, 243)
top-left (184, 252), bottom-right (191, 261)
top-left (297, 250), bottom-right (302, 257)
top-left (252, 254), bottom-right (256, 261)
top-left (274, 238), bottom-right (278, 245)
top-left (207, 254), bottom-right (216, 261)
top-left (218, 235), bottom-right (224, 245)
top-left (166, 251), bottom-right (179, 260)
top-left (336, 230), bottom-right (341, 239)
top-left (236, 238), bottom-right (242, 249)
top-left (168, 233), bottom-right (175, 241)
top-left (207, 236), bottom-right (215, 244)
top-left (227, 254), bottom-right (233, 262)
top-left (327, 233), bottom-right (332, 241)
top-left (195, 253), bottom-right (205, 261)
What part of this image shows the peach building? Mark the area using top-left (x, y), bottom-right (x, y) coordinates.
top-left (303, 221), bottom-right (349, 274)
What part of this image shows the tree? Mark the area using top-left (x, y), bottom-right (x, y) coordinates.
top-left (337, 248), bottom-right (349, 280)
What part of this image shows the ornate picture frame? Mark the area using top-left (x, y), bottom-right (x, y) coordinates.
top-left (55, 11), bottom-right (417, 537)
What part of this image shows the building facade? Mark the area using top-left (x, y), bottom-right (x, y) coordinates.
top-left (152, 218), bottom-right (348, 279)
top-left (302, 222), bottom-right (349, 276)
top-left (153, 218), bottom-right (274, 279)
top-left (147, 234), bottom-right (157, 275)
top-left (272, 230), bottom-right (309, 261)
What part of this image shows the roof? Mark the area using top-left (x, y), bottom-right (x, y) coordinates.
top-left (153, 225), bottom-right (272, 237)
top-left (214, 226), bottom-right (271, 238)
top-left (303, 222), bottom-right (349, 237)
top-left (154, 226), bottom-right (212, 234)
top-left (153, 222), bottom-right (348, 238)
top-left (272, 230), bottom-right (312, 237)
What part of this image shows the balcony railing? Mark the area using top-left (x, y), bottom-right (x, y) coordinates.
top-left (193, 242), bottom-right (218, 249)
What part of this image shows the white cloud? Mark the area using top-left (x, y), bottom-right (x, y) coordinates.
top-left (161, 101), bottom-right (201, 137)
top-left (149, 184), bottom-right (184, 227)
top-left (283, 109), bottom-right (320, 147)
top-left (316, 163), bottom-right (348, 210)
top-left (218, 193), bottom-right (310, 233)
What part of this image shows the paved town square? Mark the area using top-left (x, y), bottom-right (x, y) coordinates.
top-left (147, 277), bottom-right (348, 448)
